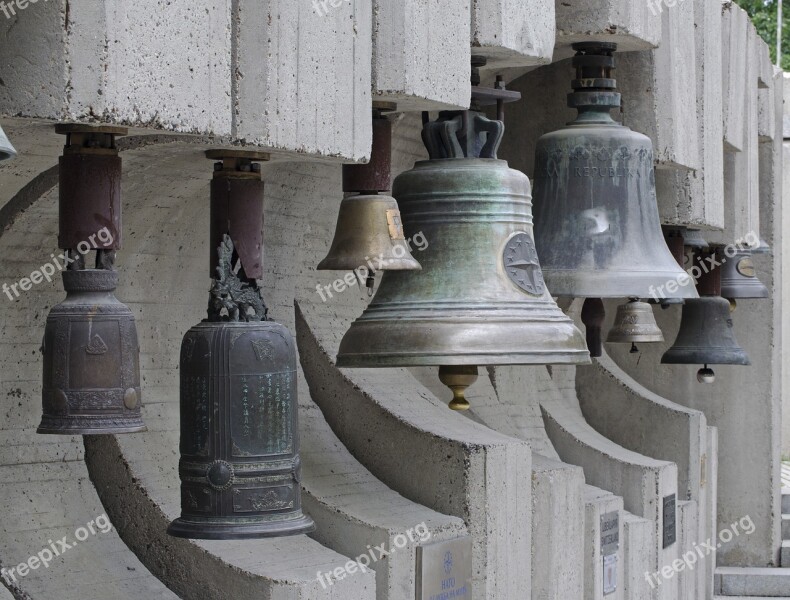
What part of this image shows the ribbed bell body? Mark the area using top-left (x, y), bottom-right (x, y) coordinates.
top-left (661, 298), bottom-right (750, 366)
top-left (0, 124), bottom-right (16, 161)
top-left (168, 320), bottom-right (314, 539)
top-left (607, 301), bottom-right (664, 344)
top-left (719, 250), bottom-right (769, 299)
top-left (336, 158), bottom-right (590, 367)
top-left (532, 44), bottom-right (697, 300)
top-left (39, 270), bottom-right (144, 435)
top-left (317, 194), bottom-right (421, 272)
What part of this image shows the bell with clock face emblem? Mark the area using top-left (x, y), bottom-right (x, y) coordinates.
top-left (168, 151), bottom-right (314, 540)
top-left (336, 59), bottom-right (590, 410)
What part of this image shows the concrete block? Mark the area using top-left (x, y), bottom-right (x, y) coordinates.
top-left (554, 0), bottom-right (661, 53)
top-left (655, 0), bottom-right (724, 229)
top-left (783, 515), bottom-right (790, 539)
top-left (782, 541), bottom-right (790, 567)
top-left (583, 486), bottom-right (624, 600)
top-left (677, 500), bottom-right (699, 600)
top-left (531, 454), bottom-right (586, 600)
top-left (715, 567), bottom-right (790, 597)
top-left (234, 0), bottom-right (372, 161)
top-left (0, 1), bottom-right (373, 162)
top-left (472, 0), bottom-right (555, 68)
top-left (616, 0), bottom-right (700, 172)
top-left (372, 0), bottom-right (470, 111)
top-left (622, 512), bottom-right (655, 600)
top-left (783, 490), bottom-right (790, 514)
top-left (722, 2), bottom-right (749, 152)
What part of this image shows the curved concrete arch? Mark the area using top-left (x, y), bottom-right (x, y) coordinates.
top-left (0, 122), bottom-right (469, 600)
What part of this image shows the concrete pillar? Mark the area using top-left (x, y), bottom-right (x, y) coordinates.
top-left (655, 0), bottom-right (724, 229)
top-left (554, 0), bottom-right (661, 54)
top-left (471, 0), bottom-right (555, 68)
top-left (372, 0), bottom-right (470, 111)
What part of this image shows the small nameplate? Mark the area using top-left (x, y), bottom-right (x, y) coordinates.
top-left (663, 494), bottom-right (677, 548)
top-left (603, 554), bottom-right (617, 596)
top-left (416, 536), bottom-right (472, 600)
top-left (600, 511), bottom-right (619, 556)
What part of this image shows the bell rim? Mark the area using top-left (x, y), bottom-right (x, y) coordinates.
top-left (660, 350), bottom-right (751, 367)
top-left (167, 514), bottom-right (315, 540)
top-left (317, 256), bottom-right (422, 272)
top-left (36, 423), bottom-right (147, 435)
top-left (606, 334), bottom-right (664, 344)
top-left (336, 350), bottom-right (591, 368)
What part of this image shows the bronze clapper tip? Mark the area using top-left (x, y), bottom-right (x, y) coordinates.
top-left (439, 365), bottom-right (479, 411)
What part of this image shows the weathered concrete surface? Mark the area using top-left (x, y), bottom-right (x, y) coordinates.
top-left (583, 487), bottom-right (624, 600)
top-left (554, 0), bottom-right (661, 54)
top-left (372, 0), bottom-right (470, 111)
top-left (472, 0), bottom-right (555, 67)
top-left (784, 74), bottom-right (790, 460)
top-left (616, 0), bottom-right (700, 172)
top-left (623, 512), bottom-right (654, 600)
top-left (722, 2), bottom-right (750, 152)
top-left (0, 1), bottom-right (373, 162)
top-left (655, 0), bottom-right (724, 229)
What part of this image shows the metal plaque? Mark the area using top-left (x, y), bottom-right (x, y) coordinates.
top-left (600, 511), bottom-right (619, 556)
top-left (663, 494), bottom-right (677, 548)
top-left (416, 536), bottom-right (472, 600)
top-left (603, 554), bottom-right (617, 595)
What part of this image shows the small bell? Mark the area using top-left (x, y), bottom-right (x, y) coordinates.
top-left (0, 123), bottom-right (17, 161)
top-left (718, 248), bottom-right (769, 300)
top-left (318, 104), bottom-right (421, 283)
top-left (606, 300), bottom-right (664, 351)
top-left (169, 152), bottom-right (314, 540)
top-left (39, 125), bottom-right (144, 435)
top-left (661, 297), bottom-right (750, 371)
top-left (532, 43), bottom-right (697, 301)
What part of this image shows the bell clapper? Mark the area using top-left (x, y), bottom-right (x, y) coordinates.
top-left (630, 342), bottom-right (639, 354)
top-left (366, 270), bottom-right (376, 297)
top-left (439, 366), bottom-right (479, 411)
top-left (697, 365), bottom-right (716, 384)
top-left (581, 298), bottom-right (605, 358)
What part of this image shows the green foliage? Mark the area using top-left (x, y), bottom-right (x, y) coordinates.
top-left (734, 0), bottom-right (789, 70)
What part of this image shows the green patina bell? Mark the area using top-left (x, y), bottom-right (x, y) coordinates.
top-left (531, 43), bottom-right (697, 301)
top-left (336, 78), bottom-right (590, 409)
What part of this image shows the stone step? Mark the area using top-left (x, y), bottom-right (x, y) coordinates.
top-left (715, 566), bottom-right (790, 597)
top-left (782, 488), bottom-right (790, 514)
top-left (782, 541), bottom-right (790, 568)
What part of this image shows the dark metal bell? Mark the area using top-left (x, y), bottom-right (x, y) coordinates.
top-left (336, 109), bottom-right (590, 370)
top-left (169, 151), bottom-right (314, 540)
top-left (39, 270), bottom-right (145, 434)
top-left (607, 300), bottom-right (664, 345)
top-left (532, 43), bottom-right (697, 300)
top-left (718, 249), bottom-right (769, 299)
top-left (661, 297), bottom-right (750, 368)
top-left (319, 105), bottom-right (421, 277)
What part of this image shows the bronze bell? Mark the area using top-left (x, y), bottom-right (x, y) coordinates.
top-left (39, 270), bottom-right (144, 434)
top-left (319, 104), bottom-right (421, 291)
top-left (337, 65), bottom-right (590, 410)
top-left (718, 248), bottom-right (769, 300)
top-left (39, 124), bottom-right (145, 435)
top-left (607, 300), bottom-right (664, 353)
top-left (531, 43), bottom-right (697, 301)
top-left (168, 151), bottom-right (314, 539)
top-left (661, 297), bottom-right (750, 383)
top-left (0, 123), bottom-right (16, 161)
